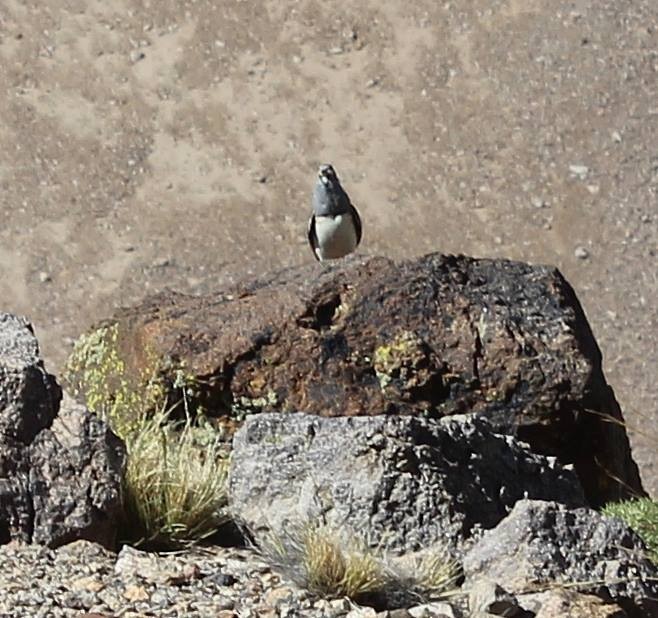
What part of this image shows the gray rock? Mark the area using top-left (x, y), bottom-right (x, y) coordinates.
top-left (229, 413), bottom-right (586, 554)
top-left (463, 500), bottom-right (658, 618)
top-left (29, 396), bottom-right (124, 547)
top-left (0, 313), bottom-right (60, 444)
top-left (517, 588), bottom-right (628, 617)
top-left (408, 602), bottom-right (461, 617)
top-left (468, 579), bottom-right (521, 616)
top-left (0, 313), bottom-right (124, 547)
top-left (0, 313), bottom-right (61, 542)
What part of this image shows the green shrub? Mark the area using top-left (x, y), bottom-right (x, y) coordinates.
top-left (603, 497), bottom-right (658, 563)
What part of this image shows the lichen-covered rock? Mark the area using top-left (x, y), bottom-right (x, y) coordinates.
top-left (0, 313), bottom-right (124, 548)
top-left (228, 413), bottom-right (586, 554)
top-left (463, 500), bottom-right (658, 618)
top-left (76, 253), bottom-right (644, 506)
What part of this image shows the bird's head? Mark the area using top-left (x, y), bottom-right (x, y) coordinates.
top-left (318, 164), bottom-right (338, 187)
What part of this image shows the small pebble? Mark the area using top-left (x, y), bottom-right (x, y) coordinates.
top-left (574, 246), bottom-right (590, 260)
top-left (129, 49), bottom-right (145, 63)
top-left (569, 164), bottom-right (589, 178)
top-left (38, 271), bottom-right (52, 283)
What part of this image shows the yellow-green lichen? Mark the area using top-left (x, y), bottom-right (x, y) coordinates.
top-left (373, 331), bottom-right (424, 391)
top-left (64, 325), bottom-right (212, 435)
top-left (63, 323), bottom-right (166, 439)
top-left (232, 389), bottom-right (279, 418)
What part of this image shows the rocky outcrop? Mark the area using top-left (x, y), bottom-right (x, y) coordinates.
top-left (0, 313), bottom-right (124, 548)
top-left (228, 413), bottom-right (586, 554)
top-left (87, 253), bottom-right (644, 506)
top-left (463, 500), bottom-right (658, 618)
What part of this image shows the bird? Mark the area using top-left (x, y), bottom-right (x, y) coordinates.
top-left (307, 164), bottom-right (362, 261)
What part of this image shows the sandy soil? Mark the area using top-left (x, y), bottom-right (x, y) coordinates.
top-left (0, 1), bottom-right (655, 493)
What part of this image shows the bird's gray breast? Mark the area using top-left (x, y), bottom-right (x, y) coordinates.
top-left (313, 181), bottom-right (348, 216)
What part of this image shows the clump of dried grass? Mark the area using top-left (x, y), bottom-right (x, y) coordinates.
top-left (257, 520), bottom-right (461, 607)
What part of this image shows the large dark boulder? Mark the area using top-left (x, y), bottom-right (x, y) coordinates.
top-left (463, 500), bottom-right (658, 618)
top-left (0, 313), bottom-right (124, 548)
top-left (79, 253), bottom-right (644, 505)
top-left (228, 412), bottom-right (586, 554)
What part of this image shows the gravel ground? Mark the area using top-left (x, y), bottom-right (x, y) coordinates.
top-left (0, 541), bottom-right (330, 618)
top-left (0, 541), bottom-right (466, 618)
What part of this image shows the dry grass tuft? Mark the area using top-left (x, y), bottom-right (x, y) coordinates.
top-left (121, 410), bottom-right (229, 548)
top-left (258, 520), bottom-right (460, 607)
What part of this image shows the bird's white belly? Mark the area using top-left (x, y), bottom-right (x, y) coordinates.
top-left (315, 214), bottom-right (358, 260)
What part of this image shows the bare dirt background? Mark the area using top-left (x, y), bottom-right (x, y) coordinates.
top-left (0, 1), bottom-right (655, 494)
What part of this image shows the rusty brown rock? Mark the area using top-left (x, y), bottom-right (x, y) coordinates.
top-left (101, 253), bottom-right (644, 506)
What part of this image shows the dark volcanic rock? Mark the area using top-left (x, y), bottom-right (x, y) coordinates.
top-left (29, 396), bottom-right (125, 547)
top-left (0, 313), bottom-right (61, 543)
top-left (0, 313), bottom-right (124, 548)
top-left (463, 500), bottom-right (658, 618)
top-left (0, 314), bottom-right (61, 445)
top-left (94, 253), bottom-right (643, 505)
top-left (228, 413), bottom-right (586, 554)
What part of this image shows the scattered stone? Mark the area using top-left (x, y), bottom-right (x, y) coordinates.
top-left (569, 164), bottom-right (589, 178)
top-left (378, 610), bottom-right (413, 618)
top-left (347, 607), bottom-right (378, 618)
top-left (329, 598), bottom-right (353, 612)
top-left (408, 601), bottom-right (460, 617)
top-left (463, 500), bottom-right (658, 617)
top-left (468, 579), bottom-right (521, 616)
top-left (123, 584), bottom-right (149, 602)
top-left (166, 563), bottom-right (202, 586)
top-left (38, 271), bottom-right (52, 283)
top-left (575, 246), bottom-right (590, 259)
top-left (129, 49), bottom-right (145, 63)
top-left (229, 413), bottom-right (586, 554)
top-left (518, 588), bottom-right (628, 617)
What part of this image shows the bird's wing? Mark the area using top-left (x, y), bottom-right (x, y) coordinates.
top-left (307, 214), bottom-right (321, 261)
top-left (350, 203), bottom-right (362, 245)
